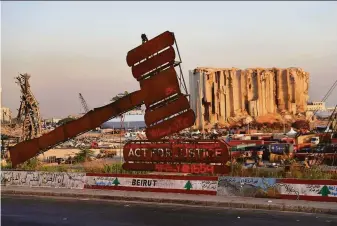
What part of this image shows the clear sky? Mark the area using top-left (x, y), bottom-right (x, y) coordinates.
top-left (1, 1), bottom-right (337, 118)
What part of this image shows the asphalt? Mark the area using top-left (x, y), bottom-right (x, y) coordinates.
top-left (2, 186), bottom-right (337, 215)
top-left (2, 195), bottom-right (337, 226)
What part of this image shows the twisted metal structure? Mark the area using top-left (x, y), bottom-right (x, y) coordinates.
top-left (78, 93), bottom-right (90, 113)
top-left (9, 31), bottom-right (195, 167)
top-left (15, 73), bottom-right (42, 141)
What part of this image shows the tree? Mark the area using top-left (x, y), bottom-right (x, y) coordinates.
top-left (74, 148), bottom-right (95, 163)
top-left (111, 91), bottom-right (129, 102)
top-left (184, 180), bottom-right (193, 190)
top-left (112, 177), bottom-right (120, 186)
top-left (110, 91), bottom-right (141, 110)
top-left (57, 117), bottom-right (75, 126)
top-left (318, 185), bottom-right (331, 197)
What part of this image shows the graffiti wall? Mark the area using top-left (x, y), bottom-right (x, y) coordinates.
top-left (85, 173), bottom-right (218, 195)
top-left (1, 171), bottom-right (86, 189)
top-left (276, 179), bottom-right (337, 202)
top-left (1, 170), bottom-right (337, 202)
top-left (217, 176), bottom-right (337, 202)
top-left (217, 176), bottom-right (278, 198)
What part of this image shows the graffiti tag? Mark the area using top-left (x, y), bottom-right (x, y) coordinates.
top-left (1, 171), bottom-right (85, 189)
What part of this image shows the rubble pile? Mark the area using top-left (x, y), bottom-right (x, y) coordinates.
top-left (55, 135), bottom-right (121, 149)
top-left (1, 124), bottom-right (22, 138)
top-left (190, 67), bottom-right (310, 130)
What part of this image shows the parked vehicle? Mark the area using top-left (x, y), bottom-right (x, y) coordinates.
top-left (310, 136), bottom-right (320, 145)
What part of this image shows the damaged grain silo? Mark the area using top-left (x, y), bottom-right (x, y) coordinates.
top-left (189, 67), bottom-right (310, 130)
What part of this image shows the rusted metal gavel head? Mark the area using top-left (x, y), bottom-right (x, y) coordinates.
top-left (126, 31), bottom-right (195, 140)
top-left (8, 31), bottom-right (196, 168)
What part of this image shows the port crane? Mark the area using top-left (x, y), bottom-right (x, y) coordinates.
top-left (78, 93), bottom-right (90, 114)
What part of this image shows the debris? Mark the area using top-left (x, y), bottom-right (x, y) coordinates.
top-left (190, 67), bottom-right (309, 130)
top-left (15, 73), bottom-right (42, 141)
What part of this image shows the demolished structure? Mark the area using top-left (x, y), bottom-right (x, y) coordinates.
top-left (189, 67), bottom-right (309, 129)
top-left (15, 73), bottom-right (42, 141)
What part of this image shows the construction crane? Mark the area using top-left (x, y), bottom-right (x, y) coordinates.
top-left (78, 93), bottom-right (90, 113)
top-left (312, 79), bottom-right (337, 117)
top-left (322, 104), bottom-right (337, 143)
top-left (295, 79), bottom-right (337, 139)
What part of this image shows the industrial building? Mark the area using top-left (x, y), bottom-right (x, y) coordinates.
top-left (307, 102), bottom-right (326, 111)
top-left (101, 114), bottom-right (145, 130)
top-left (1, 107), bottom-right (12, 123)
top-left (189, 67), bottom-right (310, 130)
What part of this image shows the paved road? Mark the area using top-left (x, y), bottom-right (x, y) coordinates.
top-left (1, 195), bottom-right (337, 226)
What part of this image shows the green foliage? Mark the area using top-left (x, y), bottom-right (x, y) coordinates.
top-left (102, 163), bottom-right (147, 174)
top-left (1, 134), bottom-right (10, 140)
top-left (261, 127), bottom-right (273, 133)
top-left (110, 91), bottom-right (141, 110)
top-left (20, 158), bottom-right (40, 171)
top-left (1, 160), bottom-right (12, 169)
top-left (74, 148), bottom-right (95, 163)
top-left (57, 117), bottom-right (75, 126)
top-left (38, 165), bottom-right (68, 172)
top-left (296, 166), bottom-right (336, 180)
top-left (228, 163), bottom-right (337, 180)
top-left (4, 156), bottom-right (336, 180)
top-left (111, 91), bottom-right (129, 102)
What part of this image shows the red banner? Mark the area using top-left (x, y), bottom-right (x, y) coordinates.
top-left (123, 139), bottom-right (230, 174)
top-left (122, 163), bottom-right (230, 174)
top-left (123, 139), bottom-right (229, 163)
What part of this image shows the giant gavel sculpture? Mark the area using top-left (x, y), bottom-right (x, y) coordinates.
top-left (9, 31), bottom-right (196, 167)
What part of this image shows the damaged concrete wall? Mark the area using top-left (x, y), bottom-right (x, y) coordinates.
top-left (189, 67), bottom-right (309, 130)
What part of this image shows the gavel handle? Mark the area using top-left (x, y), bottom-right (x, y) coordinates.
top-left (9, 90), bottom-right (144, 167)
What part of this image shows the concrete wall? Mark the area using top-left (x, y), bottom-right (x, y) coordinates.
top-left (216, 176), bottom-right (337, 202)
top-left (85, 173), bottom-right (218, 195)
top-left (2, 171), bottom-right (337, 202)
top-left (1, 171), bottom-right (86, 189)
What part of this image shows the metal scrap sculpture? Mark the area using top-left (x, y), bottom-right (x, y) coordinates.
top-left (9, 31), bottom-right (196, 167)
top-left (15, 73), bottom-right (42, 141)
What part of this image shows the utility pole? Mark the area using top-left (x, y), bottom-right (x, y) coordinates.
top-left (120, 114), bottom-right (125, 163)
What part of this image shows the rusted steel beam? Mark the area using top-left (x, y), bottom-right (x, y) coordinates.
top-left (144, 95), bottom-right (190, 126)
top-left (132, 46), bottom-right (175, 79)
top-left (126, 31), bottom-right (175, 66)
top-left (10, 31), bottom-right (195, 167)
top-left (145, 109), bottom-right (195, 141)
top-left (123, 138), bottom-right (229, 163)
top-left (140, 66), bottom-right (181, 107)
top-left (122, 163), bottom-right (230, 174)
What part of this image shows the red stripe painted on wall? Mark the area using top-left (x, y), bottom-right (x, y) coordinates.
top-left (277, 178), bottom-right (337, 185)
top-left (280, 194), bottom-right (337, 202)
top-left (86, 173), bottom-right (218, 181)
top-left (84, 185), bottom-right (217, 195)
